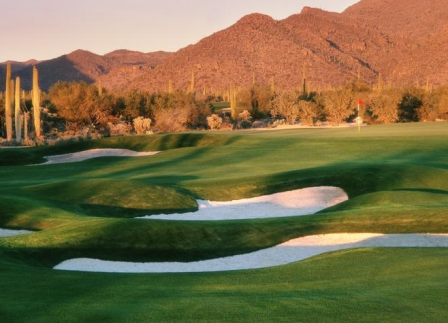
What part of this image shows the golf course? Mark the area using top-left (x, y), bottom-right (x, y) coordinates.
top-left (1, 122), bottom-right (448, 322)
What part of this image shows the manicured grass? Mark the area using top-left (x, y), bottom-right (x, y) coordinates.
top-left (0, 122), bottom-right (447, 322)
top-left (0, 249), bottom-right (448, 323)
top-left (210, 101), bottom-right (230, 111)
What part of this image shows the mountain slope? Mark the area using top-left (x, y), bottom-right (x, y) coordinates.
top-left (343, 0), bottom-right (448, 40)
top-left (344, 0), bottom-right (448, 85)
top-left (125, 9), bottom-right (404, 92)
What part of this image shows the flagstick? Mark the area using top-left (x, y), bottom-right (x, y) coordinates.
top-left (357, 102), bottom-right (361, 133)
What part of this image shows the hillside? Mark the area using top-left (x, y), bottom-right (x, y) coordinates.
top-left (344, 0), bottom-right (448, 85)
top-left (343, 0), bottom-right (448, 40)
top-left (126, 8), bottom-right (404, 92)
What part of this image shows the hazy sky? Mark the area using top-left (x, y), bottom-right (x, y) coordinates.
top-left (0, 0), bottom-right (359, 62)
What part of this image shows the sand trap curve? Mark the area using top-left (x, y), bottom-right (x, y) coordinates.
top-left (40, 149), bottom-right (159, 165)
top-left (54, 233), bottom-right (448, 273)
top-left (139, 187), bottom-right (349, 221)
top-left (0, 228), bottom-right (33, 238)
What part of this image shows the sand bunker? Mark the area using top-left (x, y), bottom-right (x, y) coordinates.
top-left (54, 233), bottom-right (448, 273)
top-left (139, 187), bottom-right (349, 221)
top-left (40, 149), bottom-right (159, 165)
top-left (0, 228), bottom-right (33, 238)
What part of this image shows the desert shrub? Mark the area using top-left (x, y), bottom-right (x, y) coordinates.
top-left (419, 89), bottom-right (448, 121)
top-left (437, 92), bottom-right (448, 120)
top-left (152, 93), bottom-right (209, 132)
top-left (239, 120), bottom-right (253, 129)
top-left (48, 81), bottom-right (114, 126)
top-left (271, 119), bottom-right (287, 128)
top-left (207, 114), bottom-right (223, 130)
top-left (153, 106), bottom-right (189, 133)
top-left (133, 117), bottom-right (152, 134)
top-left (107, 122), bottom-right (132, 136)
top-left (252, 119), bottom-right (269, 128)
top-left (238, 110), bottom-right (252, 121)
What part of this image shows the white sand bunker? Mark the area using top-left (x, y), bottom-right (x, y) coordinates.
top-left (139, 187), bottom-right (348, 221)
top-left (0, 228), bottom-right (33, 238)
top-left (54, 233), bottom-right (448, 273)
top-left (40, 149), bottom-right (159, 165)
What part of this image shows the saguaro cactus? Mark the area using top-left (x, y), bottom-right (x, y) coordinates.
top-left (190, 68), bottom-right (195, 93)
top-left (230, 85), bottom-right (238, 119)
top-left (15, 77), bottom-right (22, 142)
top-left (32, 66), bottom-right (42, 138)
top-left (22, 90), bottom-right (29, 141)
top-left (377, 73), bottom-right (384, 92)
top-left (302, 65), bottom-right (307, 95)
top-left (168, 80), bottom-right (173, 94)
top-left (4, 63), bottom-right (13, 141)
top-left (97, 80), bottom-right (103, 97)
top-left (10, 79), bottom-right (15, 134)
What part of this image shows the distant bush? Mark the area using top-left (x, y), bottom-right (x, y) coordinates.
top-left (239, 120), bottom-right (253, 129)
top-left (133, 117), bottom-right (152, 134)
top-left (238, 110), bottom-right (252, 121)
top-left (107, 122), bottom-right (132, 136)
top-left (207, 114), bottom-right (223, 130)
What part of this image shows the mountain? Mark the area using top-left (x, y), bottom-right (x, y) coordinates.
top-left (0, 59), bottom-right (39, 73)
top-left (0, 50), bottom-right (172, 91)
top-left (99, 50), bottom-right (173, 90)
top-left (125, 7), bottom-right (406, 92)
top-left (2, 0), bottom-right (448, 92)
top-left (343, 0), bottom-right (448, 85)
top-left (104, 50), bottom-right (173, 67)
top-left (343, 0), bottom-right (448, 40)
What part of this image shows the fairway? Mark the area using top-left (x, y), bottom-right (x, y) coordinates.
top-left (1, 122), bottom-right (448, 322)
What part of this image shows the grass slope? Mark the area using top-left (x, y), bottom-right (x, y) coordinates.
top-left (0, 122), bottom-right (447, 322)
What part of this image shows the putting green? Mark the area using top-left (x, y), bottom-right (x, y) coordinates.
top-left (0, 122), bottom-right (448, 322)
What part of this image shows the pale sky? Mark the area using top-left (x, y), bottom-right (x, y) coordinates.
top-left (0, 0), bottom-right (360, 62)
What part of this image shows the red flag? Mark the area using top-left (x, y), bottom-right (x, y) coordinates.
top-left (358, 99), bottom-right (364, 105)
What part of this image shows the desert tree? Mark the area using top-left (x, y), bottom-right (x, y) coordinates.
top-left (369, 91), bottom-right (402, 123)
top-left (323, 88), bottom-right (355, 125)
top-left (297, 100), bottom-right (318, 125)
top-left (270, 91), bottom-right (300, 124)
top-left (398, 88), bottom-right (423, 122)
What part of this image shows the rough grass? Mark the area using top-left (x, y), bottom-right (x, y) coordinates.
top-left (0, 122), bottom-right (448, 322)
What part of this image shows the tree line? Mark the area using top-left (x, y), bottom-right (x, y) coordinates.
top-left (1, 68), bottom-right (447, 145)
